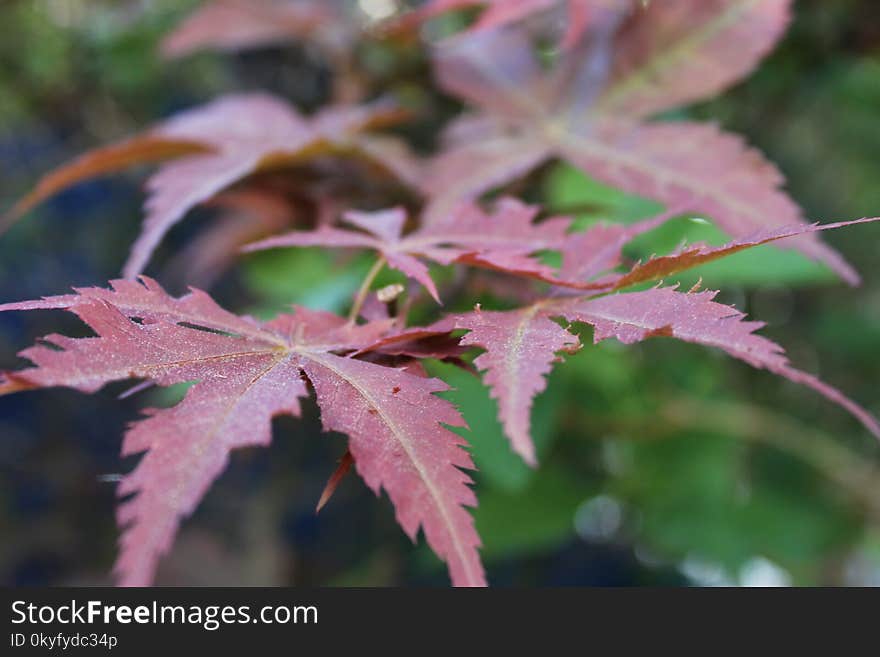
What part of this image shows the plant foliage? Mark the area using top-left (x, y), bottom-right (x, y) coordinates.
top-left (1, 0), bottom-right (878, 586)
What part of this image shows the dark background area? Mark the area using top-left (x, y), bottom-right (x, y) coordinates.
top-left (0, 0), bottom-right (878, 586)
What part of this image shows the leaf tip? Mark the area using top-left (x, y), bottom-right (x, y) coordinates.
top-left (315, 450), bottom-right (354, 514)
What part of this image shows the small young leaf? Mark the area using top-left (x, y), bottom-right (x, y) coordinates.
top-left (246, 198), bottom-right (572, 301)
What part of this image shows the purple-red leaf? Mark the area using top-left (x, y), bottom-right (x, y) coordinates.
top-left (451, 284), bottom-right (880, 464)
top-left (599, 0), bottom-right (792, 119)
top-left (425, 4), bottom-right (858, 283)
top-left (6, 93), bottom-right (414, 278)
top-left (301, 352), bottom-right (485, 586)
top-left (7, 296), bottom-right (308, 586)
top-left (246, 198), bottom-right (572, 301)
top-left (0, 279), bottom-right (485, 587)
top-left (558, 119), bottom-right (862, 285)
top-left (455, 307), bottom-right (579, 464)
top-left (605, 216), bottom-right (880, 291)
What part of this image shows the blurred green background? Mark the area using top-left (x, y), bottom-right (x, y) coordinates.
top-left (0, 0), bottom-right (878, 586)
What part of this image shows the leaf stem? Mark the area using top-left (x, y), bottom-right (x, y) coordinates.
top-left (348, 255), bottom-right (386, 323)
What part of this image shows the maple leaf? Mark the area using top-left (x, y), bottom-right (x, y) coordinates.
top-left (601, 216), bottom-right (880, 291)
top-left (449, 214), bottom-right (880, 462)
top-left (549, 215), bottom-right (880, 292)
top-left (4, 93), bottom-right (415, 278)
top-left (0, 278), bottom-right (485, 587)
top-left (455, 307), bottom-right (580, 465)
top-left (160, 0), bottom-right (354, 59)
top-left (244, 198), bottom-right (572, 302)
top-left (422, 0), bottom-right (860, 283)
top-left (598, 0), bottom-right (790, 119)
top-left (454, 285), bottom-right (880, 465)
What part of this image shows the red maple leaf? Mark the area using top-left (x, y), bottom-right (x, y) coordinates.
top-left (0, 278), bottom-right (485, 587)
top-left (4, 93), bottom-right (416, 278)
top-left (421, 1), bottom-right (859, 283)
top-left (245, 198), bottom-right (572, 301)
top-left (449, 215), bottom-right (880, 463)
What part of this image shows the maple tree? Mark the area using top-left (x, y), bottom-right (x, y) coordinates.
top-left (1, 0), bottom-right (878, 587)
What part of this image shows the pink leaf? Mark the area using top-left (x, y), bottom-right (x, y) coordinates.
top-left (246, 198), bottom-right (572, 301)
top-left (422, 133), bottom-right (552, 224)
top-left (455, 307), bottom-right (579, 464)
top-left (126, 94), bottom-right (404, 277)
top-left (433, 28), bottom-right (550, 121)
top-left (0, 279), bottom-right (485, 587)
top-left (7, 93), bottom-right (414, 278)
top-left (606, 216), bottom-right (880, 291)
top-left (559, 120), bottom-right (862, 284)
top-left (424, 5), bottom-right (857, 283)
top-left (301, 352), bottom-right (486, 586)
top-left (599, 0), bottom-right (792, 118)
top-left (449, 280), bottom-right (880, 462)
top-left (243, 206), bottom-right (443, 302)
